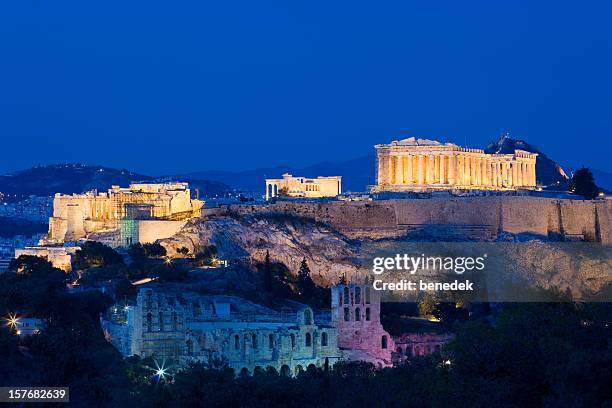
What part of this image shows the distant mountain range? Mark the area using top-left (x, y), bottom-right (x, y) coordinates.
top-left (2, 137), bottom-right (609, 200)
top-left (181, 155), bottom-right (376, 193)
top-left (0, 164), bottom-right (229, 201)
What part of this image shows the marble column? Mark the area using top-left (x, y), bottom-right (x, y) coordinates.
top-left (448, 155), bottom-right (456, 185)
top-left (524, 162), bottom-right (529, 186)
top-left (418, 155), bottom-right (425, 184)
top-left (427, 155), bottom-right (435, 184)
top-left (395, 156), bottom-right (403, 185)
top-left (377, 154), bottom-right (385, 186)
top-left (387, 156), bottom-right (394, 185)
top-left (470, 157), bottom-right (476, 186)
top-left (439, 155), bottom-right (446, 184)
top-left (406, 155), bottom-right (413, 184)
top-left (492, 162), bottom-right (498, 187)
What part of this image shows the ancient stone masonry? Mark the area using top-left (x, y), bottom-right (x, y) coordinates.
top-left (266, 173), bottom-right (342, 200)
top-left (102, 283), bottom-right (411, 374)
top-left (103, 288), bottom-right (342, 376)
top-left (331, 283), bottom-right (395, 366)
top-left (14, 246), bottom-right (79, 272)
top-left (392, 333), bottom-right (454, 365)
top-left (372, 137), bottom-right (538, 192)
top-left (42, 182), bottom-right (203, 246)
top-left (225, 197), bottom-right (612, 244)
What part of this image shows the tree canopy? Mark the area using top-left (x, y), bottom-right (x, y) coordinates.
top-left (570, 166), bottom-right (600, 199)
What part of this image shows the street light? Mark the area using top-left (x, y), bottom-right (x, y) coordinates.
top-left (3, 313), bottom-right (19, 330)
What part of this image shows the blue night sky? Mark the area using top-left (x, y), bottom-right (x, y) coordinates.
top-left (1, 1), bottom-right (611, 175)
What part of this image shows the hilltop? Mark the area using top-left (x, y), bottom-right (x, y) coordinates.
top-left (484, 135), bottom-right (571, 189)
top-left (0, 164), bottom-right (230, 201)
top-left (183, 135), bottom-right (575, 192)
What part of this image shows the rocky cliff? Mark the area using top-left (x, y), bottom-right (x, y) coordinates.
top-left (160, 204), bottom-right (611, 299)
top-left (160, 213), bottom-right (361, 283)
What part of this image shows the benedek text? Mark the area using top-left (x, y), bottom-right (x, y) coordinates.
top-left (373, 279), bottom-right (474, 291)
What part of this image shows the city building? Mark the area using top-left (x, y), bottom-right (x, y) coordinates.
top-left (265, 174), bottom-right (342, 200)
top-left (372, 137), bottom-right (538, 192)
top-left (0, 257), bottom-right (11, 273)
top-left (42, 182), bottom-right (203, 247)
top-left (14, 246), bottom-right (79, 272)
top-left (0, 196), bottom-right (54, 222)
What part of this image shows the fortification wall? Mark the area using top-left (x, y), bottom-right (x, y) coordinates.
top-left (225, 197), bottom-right (612, 244)
top-left (136, 220), bottom-right (188, 244)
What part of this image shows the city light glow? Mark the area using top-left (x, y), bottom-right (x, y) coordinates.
top-left (3, 313), bottom-right (20, 330)
top-left (152, 360), bottom-right (169, 382)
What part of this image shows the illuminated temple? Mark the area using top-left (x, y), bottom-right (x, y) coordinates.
top-left (372, 137), bottom-right (538, 192)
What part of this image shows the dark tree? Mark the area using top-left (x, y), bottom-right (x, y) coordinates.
top-left (176, 246), bottom-right (190, 256)
top-left (73, 241), bottom-right (123, 270)
top-left (194, 245), bottom-right (218, 266)
top-left (128, 243), bottom-right (167, 261)
top-left (570, 166), bottom-right (600, 199)
top-left (142, 243), bottom-right (166, 258)
top-left (297, 257), bottom-right (316, 300)
top-left (9, 255), bottom-right (55, 275)
top-left (114, 278), bottom-right (136, 300)
top-left (432, 302), bottom-right (468, 323)
top-left (263, 250), bottom-right (273, 292)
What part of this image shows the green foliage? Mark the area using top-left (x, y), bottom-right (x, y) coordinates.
top-left (418, 294), bottom-right (436, 316)
top-left (263, 250), bottom-right (273, 292)
top-left (296, 258), bottom-right (316, 299)
top-left (148, 262), bottom-right (188, 282)
top-left (432, 302), bottom-right (468, 323)
top-left (8, 255), bottom-right (56, 275)
top-left (570, 166), bottom-right (600, 199)
top-left (0, 259), bottom-right (66, 316)
top-left (115, 278), bottom-right (137, 300)
top-left (176, 246), bottom-right (190, 256)
top-left (73, 241), bottom-right (123, 270)
top-left (128, 242), bottom-right (167, 262)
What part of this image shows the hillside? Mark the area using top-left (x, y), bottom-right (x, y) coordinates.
top-left (484, 134), bottom-right (570, 189)
top-left (160, 210), bottom-right (611, 300)
top-left (0, 164), bottom-right (230, 201)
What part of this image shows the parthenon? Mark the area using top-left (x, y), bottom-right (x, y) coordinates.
top-left (372, 137), bottom-right (537, 192)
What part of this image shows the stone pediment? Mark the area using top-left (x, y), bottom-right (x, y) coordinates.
top-left (393, 137), bottom-right (443, 146)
